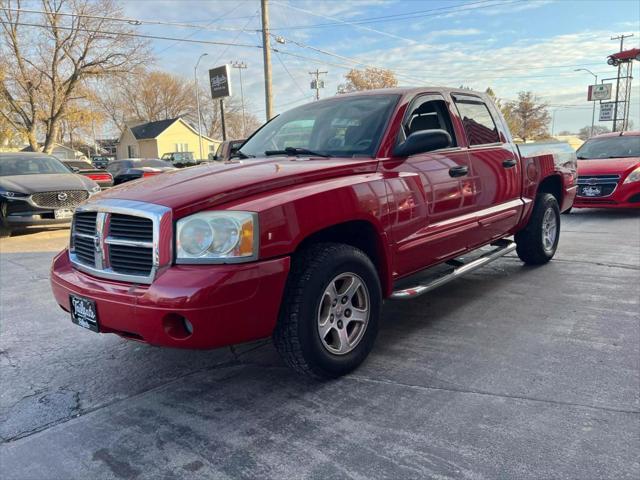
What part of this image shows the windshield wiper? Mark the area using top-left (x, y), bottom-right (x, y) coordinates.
top-left (264, 147), bottom-right (330, 158)
top-left (229, 150), bottom-right (255, 159)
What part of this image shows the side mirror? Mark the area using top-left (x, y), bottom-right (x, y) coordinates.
top-left (393, 129), bottom-right (452, 157)
top-left (71, 166), bottom-right (80, 173)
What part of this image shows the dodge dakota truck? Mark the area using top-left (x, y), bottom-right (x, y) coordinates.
top-left (51, 88), bottom-right (576, 378)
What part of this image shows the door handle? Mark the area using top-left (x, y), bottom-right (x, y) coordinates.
top-left (502, 159), bottom-right (517, 168)
top-left (449, 165), bottom-right (469, 177)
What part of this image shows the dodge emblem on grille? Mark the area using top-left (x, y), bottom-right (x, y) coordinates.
top-left (57, 192), bottom-right (68, 201)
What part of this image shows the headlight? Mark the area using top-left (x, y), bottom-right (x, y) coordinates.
top-left (0, 191), bottom-right (29, 199)
top-left (89, 185), bottom-right (101, 194)
top-left (176, 211), bottom-right (258, 263)
top-left (623, 167), bottom-right (640, 184)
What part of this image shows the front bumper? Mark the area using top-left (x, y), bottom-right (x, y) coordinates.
top-left (574, 181), bottom-right (640, 209)
top-left (50, 250), bottom-right (291, 349)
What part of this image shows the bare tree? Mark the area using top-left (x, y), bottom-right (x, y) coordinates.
top-left (337, 67), bottom-right (398, 93)
top-left (96, 70), bottom-right (197, 128)
top-left (203, 96), bottom-right (261, 140)
top-left (577, 125), bottom-right (610, 140)
top-left (0, 0), bottom-right (147, 152)
top-left (501, 91), bottom-right (551, 142)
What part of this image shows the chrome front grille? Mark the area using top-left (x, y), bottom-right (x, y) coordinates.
top-left (69, 199), bottom-right (172, 284)
top-left (576, 175), bottom-right (620, 198)
top-left (32, 190), bottom-right (89, 208)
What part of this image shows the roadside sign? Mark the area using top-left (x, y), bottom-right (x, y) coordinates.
top-left (599, 102), bottom-right (615, 121)
top-left (209, 65), bottom-right (232, 99)
top-left (588, 83), bottom-right (612, 101)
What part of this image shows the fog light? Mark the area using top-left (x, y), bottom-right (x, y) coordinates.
top-left (163, 313), bottom-right (193, 340)
top-left (183, 318), bottom-right (193, 335)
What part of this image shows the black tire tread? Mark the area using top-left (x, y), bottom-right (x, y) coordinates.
top-left (515, 193), bottom-right (559, 265)
top-left (273, 242), bottom-right (377, 379)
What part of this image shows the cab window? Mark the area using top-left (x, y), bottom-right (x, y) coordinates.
top-left (400, 96), bottom-right (457, 147)
top-left (454, 99), bottom-right (500, 146)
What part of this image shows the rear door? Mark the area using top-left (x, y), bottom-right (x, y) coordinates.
top-left (383, 93), bottom-right (475, 276)
top-left (452, 94), bottom-right (523, 245)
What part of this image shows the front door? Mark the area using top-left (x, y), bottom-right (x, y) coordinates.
top-left (383, 94), bottom-right (475, 277)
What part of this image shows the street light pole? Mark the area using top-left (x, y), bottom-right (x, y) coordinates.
top-left (195, 53), bottom-right (208, 161)
top-left (575, 68), bottom-right (597, 137)
top-left (231, 61), bottom-right (248, 136)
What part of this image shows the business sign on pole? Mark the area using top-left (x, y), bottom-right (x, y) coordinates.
top-left (209, 65), bottom-right (232, 99)
top-left (588, 83), bottom-right (612, 101)
top-left (599, 102), bottom-right (615, 121)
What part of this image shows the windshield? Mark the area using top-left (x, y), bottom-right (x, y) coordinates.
top-left (239, 94), bottom-right (400, 158)
top-left (0, 155), bottom-right (71, 176)
top-left (577, 136), bottom-right (640, 159)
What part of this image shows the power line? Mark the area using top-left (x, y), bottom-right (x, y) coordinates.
top-left (0, 6), bottom-right (252, 32)
top-left (274, 50), bottom-right (310, 99)
top-left (269, 0), bottom-right (524, 30)
top-left (270, 0), bottom-right (420, 44)
top-left (156, 3), bottom-right (244, 54)
top-left (0, 20), bottom-right (262, 48)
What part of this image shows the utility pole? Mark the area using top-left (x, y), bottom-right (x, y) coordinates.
top-left (260, 0), bottom-right (273, 121)
top-left (309, 69), bottom-right (328, 100)
top-left (611, 34), bottom-right (633, 132)
top-left (231, 61), bottom-right (248, 136)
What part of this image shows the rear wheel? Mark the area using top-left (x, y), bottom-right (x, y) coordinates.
top-left (273, 242), bottom-right (381, 379)
top-left (515, 193), bottom-right (560, 265)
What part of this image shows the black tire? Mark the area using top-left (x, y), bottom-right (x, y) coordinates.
top-left (562, 207), bottom-right (572, 214)
top-left (515, 193), bottom-right (560, 265)
top-left (273, 242), bottom-right (381, 379)
top-left (0, 209), bottom-right (10, 238)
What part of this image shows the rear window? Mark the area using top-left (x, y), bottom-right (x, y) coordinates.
top-left (0, 155), bottom-right (70, 176)
top-left (577, 136), bottom-right (640, 159)
top-left (139, 160), bottom-right (170, 168)
top-left (454, 100), bottom-right (500, 146)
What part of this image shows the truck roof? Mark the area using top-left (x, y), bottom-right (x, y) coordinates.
top-left (329, 86), bottom-right (489, 99)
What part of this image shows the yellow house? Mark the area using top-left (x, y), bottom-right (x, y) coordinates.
top-left (116, 117), bottom-right (219, 160)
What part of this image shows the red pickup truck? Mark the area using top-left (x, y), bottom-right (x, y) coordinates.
top-left (51, 88), bottom-right (576, 378)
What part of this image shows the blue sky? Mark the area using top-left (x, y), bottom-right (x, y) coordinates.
top-left (116, 0), bottom-right (640, 134)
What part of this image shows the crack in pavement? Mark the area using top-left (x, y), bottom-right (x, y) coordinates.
top-left (503, 255), bottom-right (639, 271)
top-left (348, 374), bottom-right (640, 415)
top-left (0, 342), bottom-right (270, 445)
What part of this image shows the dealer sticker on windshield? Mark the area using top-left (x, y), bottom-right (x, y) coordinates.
top-left (69, 295), bottom-right (99, 332)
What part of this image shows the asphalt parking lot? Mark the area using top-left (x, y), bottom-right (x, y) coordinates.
top-left (1, 209), bottom-right (638, 480)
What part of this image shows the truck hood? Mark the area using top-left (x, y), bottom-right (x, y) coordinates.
top-left (94, 157), bottom-right (378, 215)
top-left (0, 173), bottom-right (95, 194)
top-left (577, 157), bottom-right (640, 177)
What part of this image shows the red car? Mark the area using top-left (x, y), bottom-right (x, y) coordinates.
top-left (573, 131), bottom-right (640, 209)
top-left (51, 88), bottom-right (576, 378)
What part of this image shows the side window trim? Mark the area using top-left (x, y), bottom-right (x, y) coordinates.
top-left (452, 96), bottom-right (502, 147)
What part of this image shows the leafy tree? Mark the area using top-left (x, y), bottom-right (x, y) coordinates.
top-left (337, 68), bottom-right (398, 93)
top-left (577, 125), bottom-right (611, 140)
top-left (501, 91), bottom-right (551, 142)
top-left (0, 0), bottom-right (147, 153)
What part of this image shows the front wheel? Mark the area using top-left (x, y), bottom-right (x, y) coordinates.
top-left (273, 242), bottom-right (381, 379)
top-left (515, 193), bottom-right (560, 265)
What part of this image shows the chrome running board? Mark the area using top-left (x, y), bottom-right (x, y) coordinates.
top-left (390, 239), bottom-right (517, 300)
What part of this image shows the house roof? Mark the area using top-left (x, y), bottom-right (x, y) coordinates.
top-left (130, 118), bottom-right (180, 140)
top-left (127, 117), bottom-right (218, 143)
